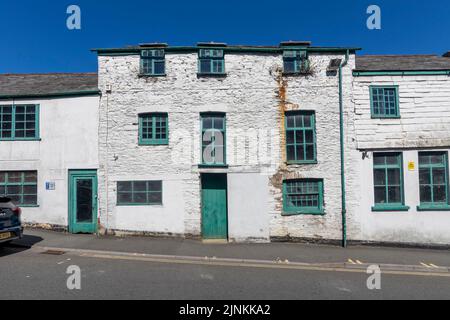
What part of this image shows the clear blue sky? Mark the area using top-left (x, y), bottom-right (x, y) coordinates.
top-left (1, 0), bottom-right (449, 73)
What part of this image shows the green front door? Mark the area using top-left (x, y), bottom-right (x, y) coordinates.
top-left (201, 173), bottom-right (228, 240)
top-left (68, 170), bottom-right (98, 234)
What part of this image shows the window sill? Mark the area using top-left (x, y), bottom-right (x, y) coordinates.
top-left (18, 205), bottom-right (40, 208)
top-left (372, 205), bottom-right (410, 212)
top-left (197, 73), bottom-right (227, 78)
top-left (198, 164), bottom-right (229, 169)
top-left (139, 142), bottom-right (169, 146)
top-left (138, 74), bottom-right (166, 78)
top-left (286, 160), bottom-right (318, 165)
top-left (417, 205), bottom-right (450, 212)
top-left (282, 72), bottom-right (310, 77)
top-left (116, 203), bottom-right (163, 207)
top-left (282, 210), bottom-right (325, 216)
top-left (0, 138), bottom-right (41, 142)
top-left (371, 116), bottom-right (401, 120)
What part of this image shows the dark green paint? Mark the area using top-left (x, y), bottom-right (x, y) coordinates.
top-left (201, 174), bottom-right (228, 240)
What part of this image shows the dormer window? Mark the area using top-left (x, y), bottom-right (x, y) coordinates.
top-left (140, 49), bottom-right (165, 76)
top-left (283, 50), bottom-right (309, 74)
top-left (198, 49), bottom-right (225, 75)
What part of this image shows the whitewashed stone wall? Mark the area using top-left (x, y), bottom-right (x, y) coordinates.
top-left (353, 75), bottom-right (450, 149)
top-left (97, 51), bottom-right (358, 242)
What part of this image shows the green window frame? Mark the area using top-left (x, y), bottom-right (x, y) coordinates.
top-left (370, 86), bottom-right (400, 118)
top-left (138, 113), bottom-right (169, 145)
top-left (285, 111), bottom-right (317, 164)
top-left (0, 171), bottom-right (38, 206)
top-left (0, 105), bottom-right (40, 140)
top-left (283, 179), bottom-right (324, 215)
top-left (117, 181), bottom-right (163, 206)
top-left (140, 49), bottom-right (166, 76)
top-left (198, 49), bottom-right (225, 75)
top-left (201, 113), bottom-right (226, 166)
top-left (283, 50), bottom-right (309, 74)
top-left (418, 151), bottom-right (450, 211)
top-left (372, 153), bottom-right (409, 212)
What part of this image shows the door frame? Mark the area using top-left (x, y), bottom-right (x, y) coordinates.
top-left (68, 169), bottom-right (98, 234)
top-left (201, 173), bottom-right (229, 240)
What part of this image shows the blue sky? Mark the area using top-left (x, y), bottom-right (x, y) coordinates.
top-left (1, 0), bottom-right (449, 73)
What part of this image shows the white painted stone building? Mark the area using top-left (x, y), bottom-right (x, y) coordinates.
top-left (0, 74), bottom-right (100, 232)
top-left (94, 42), bottom-right (359, 243)
top-left (351, 55), bottom-right (450, 245)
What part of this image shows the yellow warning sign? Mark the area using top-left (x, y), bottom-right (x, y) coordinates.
top-left (408, 161), bottom-right (415, 171)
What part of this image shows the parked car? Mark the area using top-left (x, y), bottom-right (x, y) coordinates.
top-left (0, 197), bottom-right (23, 245)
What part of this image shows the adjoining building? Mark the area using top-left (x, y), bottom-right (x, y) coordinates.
top-left (351, 54), bottom-right (450, 245)
top-left (0, 73), bottom-right (100, 232)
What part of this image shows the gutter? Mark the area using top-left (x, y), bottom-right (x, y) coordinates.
top-left (339, 50), bottom-right (350, 248)
top-left (353, 70), bottom-right (450, 77)
top-left (0, 90), bottom-right (101, 100)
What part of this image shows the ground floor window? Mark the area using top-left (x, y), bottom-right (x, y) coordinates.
top-left (283, 179), bottom-right (324, 215)
top-left (372, 153), bottom-right (407, 211)
top-left (117, 181), bottom-right (162, 205)
top-left (0, 171), bottom-right (38, 206)
top-left (418, 151), bottom-right (449, 209)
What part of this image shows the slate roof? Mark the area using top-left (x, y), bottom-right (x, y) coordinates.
top-left (0, 73), bottom-right (99, 99)
top-left (355, 55), bottom-right (450, 72)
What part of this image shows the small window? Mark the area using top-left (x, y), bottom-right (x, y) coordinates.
top-left (370, 86), bottom-right (399, 118)
top-left (201, 114), bottom-right (226, 165)
top-left (138, 113), bottom-right (168, 145)
top-left (117, 181), bottom-right (162, 205)
top-left (372, 153), bottom-right (407, 211)
top-left (0, 105), bottom-right (39, 140)
top-left (283, 50), bottom-right (309, 74)
top-left (283, 179), bottom-right (324, 215)
top-left (198, 49), bottom-right (225, 75)
top-left (0, 171), bottom-right (38, 206)
top-left (140, 49), bottom-right (165, 76)
top-left (285, 111), bottom-right (316, 164)
top-left (418, 152), bottom-right (449, 209)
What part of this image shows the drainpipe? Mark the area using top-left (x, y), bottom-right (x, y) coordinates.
top-left (339, 50), bottom-right (350, 248)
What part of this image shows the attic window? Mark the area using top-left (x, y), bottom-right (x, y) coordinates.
top-left (198, 49), bottom-right (225, 75)
top-left (140, 49), bottom-right (165, 76)
top-left (283, 50), bottom-right (309, 74)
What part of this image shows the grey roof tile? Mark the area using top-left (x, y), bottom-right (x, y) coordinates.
top-left (355, 55), bottom-right (450, 71)
top-left (0, 73), bottom-right (99, 99)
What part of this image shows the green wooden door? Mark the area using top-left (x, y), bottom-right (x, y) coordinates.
top-left (68, 170), bottom-right (98, 234)
top-left (201, 174), bottom-right (228, 240)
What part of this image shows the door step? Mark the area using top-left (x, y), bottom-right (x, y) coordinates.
top-left (202, 239), bottom-right (228, 245)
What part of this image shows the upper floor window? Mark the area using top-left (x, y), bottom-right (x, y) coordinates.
top-left (283, 179), bottom-right (324, 215)
top-left (283, 50), bottom-right (309, 74)
top-left (201, 113), bottom-right (226, 166)
top-left (138, 113), bottom-right (168, 145)
top-left (198, 49), bottom-right (225, 75)
top-left (370, 86), bottom-right (400, 118)
top-left (0, 105), bottom-right (39, 140)
top-left (418, 152), bottom-right (450, 210)
top-left (0, 171), bottom-right (38, 206)
top-left (140, 49), bottom-right (165, 76)
top-left (285, 111), bottom-right (316, 164)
